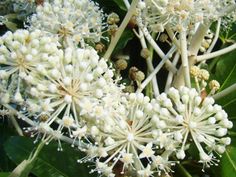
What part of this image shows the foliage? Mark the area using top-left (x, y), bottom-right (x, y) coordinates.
top-left (0, 0), bottom-right (236, 177)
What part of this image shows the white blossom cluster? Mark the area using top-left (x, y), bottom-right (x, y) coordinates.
top-left (28, 0), bottom-right (104, 46)
top-left (0, 0), bottom-right (234, 177)
top-left (0, 29), bottom-right (61, 105)
top-left (139, 0), bottom-right (236, 32)
top-left (79, 93), bottom-right (176, 177)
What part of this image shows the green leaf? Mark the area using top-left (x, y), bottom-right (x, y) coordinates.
top-left (112, 0), bottom-right (127, 11)
top-left (212, 50), bottom-right (236, 119)
top-left (4, 136), bottom-right (92, 177)
top-left (0, 124), bottom-right (17, 171)
top-left (0, 172), bottom-right (11, 177)
top-left (219, 146), bottom-right (236, 177)
top-left (113, 29), bottom-right (134, 55)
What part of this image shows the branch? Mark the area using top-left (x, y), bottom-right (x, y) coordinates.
top-left (197, 43), bottom-right (236, 62)
top-left (136, 16), bottom-right (177, 73)
top-left (180, 30), bottom-right (191, 87)
top-left (213, 84), bottom-right (236, 100)
top-left (103, 0), bottom-right (139, 60)
top-left (137, 46), bottom-right (176, 92)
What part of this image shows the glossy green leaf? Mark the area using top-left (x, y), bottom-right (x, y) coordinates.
top-left (4, 136), bottom-right (92, 177)
top-left (113, 29), bottom-right (134, 55)
top-left (113, 0), bottom-right (127, 11)
top-left (0, 172), bottom-right (11, 177)
top-left (212, 50), bottom-right (236, 119)
top-left (219, 146), bottom-right (236, 177)
top-left (0, 124), bottom-right (17, 171)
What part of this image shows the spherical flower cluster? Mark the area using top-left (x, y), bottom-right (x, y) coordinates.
top-left (25, 47), bottom-right (123, 142)
top-left (80, 93), bottom-right (176, 177)
top-left (153, 86), bottom-right (233, 169)
top-left (0, 29), bottom-right (60, 105)
top-left (28, 0), bottom-right (104, 46)
top-left (140, 0), bottom-right (236, 32)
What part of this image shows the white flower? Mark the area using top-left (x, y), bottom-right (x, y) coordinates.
top-left (140, 0), bottom-right (236, 32)
top-left (28, 0), bottom-right (104, 46)
top-left (27, 47), bottom-right (121, 140)
top-left (81, 93), bottom-right (176, 177)
top-left (0, 29), bottom-right (60, 106)
top-left (153, 86), bottom-right (233, 168)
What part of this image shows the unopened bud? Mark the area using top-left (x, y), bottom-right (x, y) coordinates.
top-left (107, 13), bottom-right (120, 25)
top-left (135, 71), bottom-right (145, 83)
top-left (199, 69), bottom-right (209, 81)
top-left (128, 15), bottom-right (137, 28)
top-left (140, 48), bottom-right (150, 59)
top-left (190, 66), bottom-right (200, 77)
top-left (95, 43), bottom-right (105, 53)
top-left (108, 24), bottom-right (118, 36)
top-left (209, 80), bottom-right (220, 91)
top-left (159, 34), bottom-right (169, 43)
top-left (116, 59), bottom-right (128, 71)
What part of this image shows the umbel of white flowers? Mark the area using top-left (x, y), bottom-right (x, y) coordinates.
top-left (77, 87), bottom-right (232, 177)
top-left (0, 0), bottom-right (234, 177)
top-left (28, 0), bottom-right (104, 46)
top-left (140, 0), bottom-right (236, 33)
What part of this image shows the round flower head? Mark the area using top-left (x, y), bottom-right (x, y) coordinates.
top-left (28, 0), bottom-right (104, 46)
top-left (140, 0), bottom-right (236, 32)
top-left (26, 47), bottom-right (121, 143)
top-left (80, 93), bottom-right (176, 177)
top-left (0, 29), bottom-right (60, 105)
top-left (152, 86), bottom-right (233, 169)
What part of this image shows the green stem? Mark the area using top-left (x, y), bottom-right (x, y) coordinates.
top-left (180, 30), bottom-right (191, 88)
top-left (9, 140), bottom-right (46, 177)
top-left (103, 0), bottom-right (139, 60)
top-left (176, 162), bottom-right (193, 177)
top-left (213, 83), bottom-right (236, 100)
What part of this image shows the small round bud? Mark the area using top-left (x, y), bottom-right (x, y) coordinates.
top-left (107, 13), bottom-right (120, 25)
top-left (108, 24), bottom-right (118, 36)
top-left (190, 66), bottom-right (200, 77)
top-left (137, 71), bottom-right (145, 82)
top-left (209, 80), bottom-right (220, 91)
top-left (140, 48), bottom-right (150, 59)
top-left (95, 43), bottom-right (105, 53)
top-left (115, 59), bottom-right (128, 71)
top-left (176, 150), bottom-right (185, 159)
top-left (198, 69), bottom-right (209, 80)
top-left (128, 15), bottom-right (137, 28)
top-left (159, 34), bottom-right (169, 43)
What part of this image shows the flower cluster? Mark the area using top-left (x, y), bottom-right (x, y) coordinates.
top-left (153, 87), bottom-right (232, 169)
top-left (140, 0), bottom-right (236, 32)
top-left (80, 93), bottom-right (176, 177)
top-left (0, 0), bottom-right (234, 177)
top-left (0, 29), bottom-right (60, 105)
top-left (25, 47), bottom-right (123, 140)
top-left (28, 0), bottom-right (104, 46)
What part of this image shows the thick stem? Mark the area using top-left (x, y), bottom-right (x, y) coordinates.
top-left (173, 24), bottom-right (210, 88)
top-left (206, 19), bottom-right (221, 54)
top-left (197, 43), bottom-right (236, 62)
top-left (137, 46), bottom-right (176, 93)
top-left (9, 116), bottom-right (23, 136)
top-left (139, 29), bottom-right (160, 96)
top-left (165, 53), bottom-right (180, 92)
top-left (136, 16), bottom-right (177, 73)
top-left (180, 31), bottom-right (191, 88)
top-left (103, 0), bottom-right (139, 60)
top-left (123, 0), bottom-right (130, 9)
top-left (213, 84), bottom-right (236, 100)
